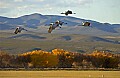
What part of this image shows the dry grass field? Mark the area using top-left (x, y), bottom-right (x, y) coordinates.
top-left (0, 71), bottom-right (120, 78)
top-left (1, 31), bottom-right (120, 54)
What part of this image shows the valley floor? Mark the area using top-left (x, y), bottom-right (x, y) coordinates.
top-left (0, 31), bottom-right (120, 54)
top-left (0, 71), bottom-right (120, 78)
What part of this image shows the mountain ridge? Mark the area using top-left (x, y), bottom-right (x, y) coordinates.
top-left (0, 13), bottom-right (120, 35)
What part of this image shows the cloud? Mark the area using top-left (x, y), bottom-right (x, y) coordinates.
top-left (0, 1), bottom-right (9, 8)
top-left (14, 0), bottom-right (24, 2)
top-left (41, 0), bottom-right (93, 7)
top-left (0, 0), bottom-right (93, 11)
top-left (0, 4), bottom-right (5, 8)
top-left (0, 0), bottom-right (93, 17)
top-left (61, 0), bottom-right (93, 5)
top-left (34, 0), bottom-right (45, 2)
top-left (0, 1), bottom-right (14, 14)
top-left (0, 8), bottom-right (11, 14)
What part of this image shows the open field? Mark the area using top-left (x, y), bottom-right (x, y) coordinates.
top-left (0, 31), bottom-right (120, 54)
top-left (0, 71), bottom-right (120, 78)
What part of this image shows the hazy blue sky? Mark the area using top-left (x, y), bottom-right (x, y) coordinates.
top-left (0, 0), bottom-right (120, 24)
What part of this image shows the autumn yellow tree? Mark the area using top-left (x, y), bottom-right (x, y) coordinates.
top-left (89, 50), bottom-right (119, 68)
top-left (52, 49), bottom-right (74, 68)
top-left (20, 50), bottom-right (58, 68)
top-left (0, 51), bottom-right (11, 67)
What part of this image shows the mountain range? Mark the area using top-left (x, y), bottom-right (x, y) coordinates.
top-left (0, 13), bottom-right (120, 36)
top-left (0, 13), bottom-right (120, 53)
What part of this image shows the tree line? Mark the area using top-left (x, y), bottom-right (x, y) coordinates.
top-left (0, 49), bottom-right (120, 69)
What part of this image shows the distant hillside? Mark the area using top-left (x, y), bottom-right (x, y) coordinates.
top-left (0, 13), bottom-right (120, 35)
top-left (0, 31), bottom-right (120, 54)
top-left (79, 36), bottom-right (120, 44)
top-left (8, 34), bottom-right (46, 40)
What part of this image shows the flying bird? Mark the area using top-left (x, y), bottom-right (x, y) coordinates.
top-left (47, 20), bottom-right (67, 33)
top-left (61, 10), bottom-right (76, 16)
top-left (78, 22), bottom-right (91, 27)
top-left (14, 27), bottom-right (27, 34)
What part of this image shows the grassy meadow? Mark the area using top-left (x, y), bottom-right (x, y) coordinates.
top-left (0, 71), bottom-right (120, 78)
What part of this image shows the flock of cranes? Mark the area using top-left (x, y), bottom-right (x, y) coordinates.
top-left (14, 10), bottom-right (91, 34)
